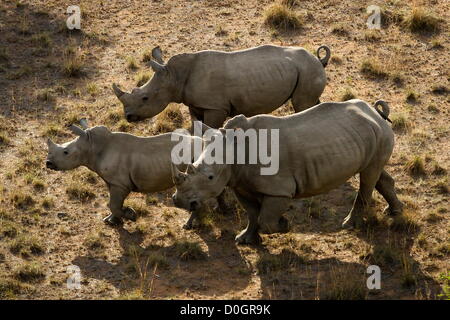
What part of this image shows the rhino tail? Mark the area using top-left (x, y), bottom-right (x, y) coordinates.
top-left (316, 45), bottom-right (331, 68)
top-left (373, 100), bottom-right (392, 123)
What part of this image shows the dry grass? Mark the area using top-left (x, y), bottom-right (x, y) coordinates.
top-left (14, 262), bottom-right (45, 283)
top-left (405, 156), bottom-right (426, 177)
top-left (9, 234), bottom-right (44, 257)
top-left (339, 88), bottom-right (356, 101)
top-left (135, 71), bottom-right (152, 86)
top-left (264, 3), bottom-right (302, 32)
top-left (320, 265), bottom-right (368, 300)
top-left (153, 104), bottom-right (185, 133)
top-left (126, 56), bottom-right (139, 70)
top-left (66, 183), bottom-right (96, 202)
top-left (173, 240), bottom-right (206, 261)
top-left (360, 58), bottom-right (389, 79)
top-left (404, 7), bottom-right (440, 33)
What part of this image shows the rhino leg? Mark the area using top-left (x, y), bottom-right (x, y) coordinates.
top-left (258, 196), bottom-right (290, 234)
top-left (291, 76), bottom-right (326, 113)
top-left (104, 185), bottom-right (129, 226)
top-left (234, 193), bottom-right (261, 245)
top-left (183, 210), bottom-right (199, 230)
top-left (343, 167), bottom-right (382, 229)
top-left (203, 109), bottom-right (228, 128)
top-left (375, 170), bottom-right (404, 216)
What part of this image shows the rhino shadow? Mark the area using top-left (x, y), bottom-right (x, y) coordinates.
top-left (255, 181), bottom-right (442, 299)
top-left (0, 1), bottom-right (110, 116)
top-left (73, 221), bottom-right (252, 298)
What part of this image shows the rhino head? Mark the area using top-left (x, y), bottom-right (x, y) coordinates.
top-left (113, 47), bottom-right (178, 123)
top-left (171, 127), bottom-right (231, 212)
top-left (46, 119), bottom-right (91, 171)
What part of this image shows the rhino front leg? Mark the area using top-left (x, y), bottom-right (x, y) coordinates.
top-left (104, 185), bottom-right (130, 226)
top-left (234, 193), bottom-right (261, 245)
top-left (258, 196), bottom-right (290, 234)
top-left (203, 109), bottom-right (228, 129)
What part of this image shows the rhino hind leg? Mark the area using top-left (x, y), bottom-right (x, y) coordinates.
top-left (291, 76), bottom-right (326, 113)
top-left (375, 170), bottom-right (404, 216)
top-left (343, 167), bottom-right (382, 229)
top-left (258, 196), bottom-right (290, 234)
top-left (234, 193), bottom-right (261, 245)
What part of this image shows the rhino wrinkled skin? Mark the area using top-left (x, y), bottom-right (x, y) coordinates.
top-left (46, 124), bottom-right (201, 226)
top-left (113, 44), bottom-right (331, 129)
top-left (172, 99), bottom-right (404, 244)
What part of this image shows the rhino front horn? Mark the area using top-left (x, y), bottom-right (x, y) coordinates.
top-left (112, 83), bottom-right (125, 98)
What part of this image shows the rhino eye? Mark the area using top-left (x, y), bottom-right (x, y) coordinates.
top-left (63, 150), bottom-right (68, 155)
top-left (208, 175), bottom-right (213, 180)
top-left (142, 96), bottom-right (148, 101)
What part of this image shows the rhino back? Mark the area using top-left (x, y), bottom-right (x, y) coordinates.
top-left (183, 45), bottom-right (318, 115)
top-left (98, 133), bottom-right (195, 193)
top-left (231, 100), bottom-right (394, 197)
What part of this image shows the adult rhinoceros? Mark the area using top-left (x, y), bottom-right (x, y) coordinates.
top-left (171, 100), bottom-right (404, 245)
top-left (112, 44), bottom-right (331, 128)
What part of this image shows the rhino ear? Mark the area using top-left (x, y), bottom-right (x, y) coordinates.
top-left (148, 59), bottom-right (166, 74)
top-left (68, 125), bottom-right (86, 138)
top-left (152, 46), bottom-right (164, 64)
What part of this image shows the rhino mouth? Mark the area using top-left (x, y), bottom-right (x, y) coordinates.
top-left (46, 160), bottom-right (58, 170)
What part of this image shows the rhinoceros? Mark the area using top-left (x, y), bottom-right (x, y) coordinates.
top-left (171, 99), bottom-right (404, 244)
top-left (112, 44), bottom-right (331, 128)
top-left (45, 119), bottom-right (202, 226)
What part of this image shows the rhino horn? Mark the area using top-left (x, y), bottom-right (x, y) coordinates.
top-left (79, 118), bottom-right (89, 129)
top-left (112, 83), bottom-right (125, 98)
top-left (186, 164), bottom-right (197, 174)
top-left (46, 138), bottom-right (57, 149)
top-left (171, 162), bottom-right (187, 185)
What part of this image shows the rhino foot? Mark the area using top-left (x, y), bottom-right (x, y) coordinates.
top-left (382, 203), bottom-right (404, 216)
top-left (278, 216), bottom-right (289, 233)
top-left (122, 207), bottom-right (137, 222)
top-left (342, 213), bottom-right (356, 229)
top-left (235, 229), bottom-right (261, 245)
top-left (103, 214), bottom-right (123, 226)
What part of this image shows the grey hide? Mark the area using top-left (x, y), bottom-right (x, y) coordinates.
top-left (46, 125), bottom-right (201, 226)
top-left (171, 99), bottom-right (404, 244)
top-left (113, 44), bottom-right (331, 129)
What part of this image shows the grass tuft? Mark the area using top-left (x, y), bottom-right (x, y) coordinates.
top-left (264, 3), bottom-right (302, 32)
top-left (173, 240), bottom-right (206, 261)
top-left (405, 156), bottom-right (426, 177)
top-left (404, 7), bottom-right (440, 33)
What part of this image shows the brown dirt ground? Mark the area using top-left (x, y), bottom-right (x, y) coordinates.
top-left (0, 0), bottom-right (448, 299)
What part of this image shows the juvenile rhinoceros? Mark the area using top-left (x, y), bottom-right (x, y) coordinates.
top-left (171, 99), bottom-right (404, 244)
top-left (45, 120), bottom-right (201, 226)
top-left (112, 44), bottom-right (331, 128)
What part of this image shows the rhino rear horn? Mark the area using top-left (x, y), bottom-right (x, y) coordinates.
top-left (152, 46), bottom-right (164, 64)
top-left (171, 162), bottom-right (187, 185)
top-left (112, 83), bottom-right (125, 98)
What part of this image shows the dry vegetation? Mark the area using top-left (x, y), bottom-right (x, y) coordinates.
top-left (0, 0), bottom-right (448, 300)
